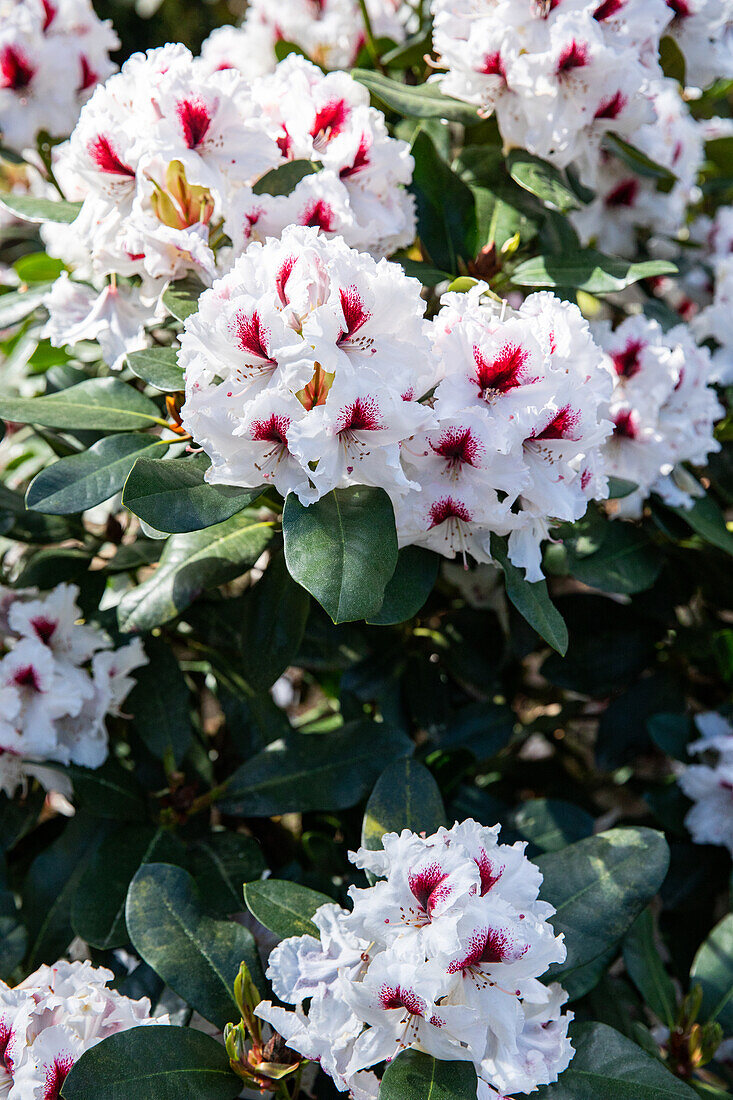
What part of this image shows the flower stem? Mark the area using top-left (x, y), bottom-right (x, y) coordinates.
top-left (358, 0), bottom-right (385, 72)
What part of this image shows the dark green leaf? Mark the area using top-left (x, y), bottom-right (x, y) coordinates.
top-left (283, 486), bottom-right (398, 624)
top-left (61, 1026), bottom-right (239, 1100)
top-left (352, 70), bottom-right (481, 127)
top-left (538, 827), bottom-right (670, 1001)
top-left (394, 257), bottom-right (452, 285)
top-left (410, 130), bottom-right (477, 273)
top-left (127, 639), bottom-right (193, 765)
top-left (190, 833), bottom-right (266, 917)
top-left (68, 758), bottom-right (148, 821)
top-left (237, 552), bottom-right (310, 691)
top-left (162, 275), bottom-right (206, 323)
top-left (72, 826), bottom-right (185, 950)
top-left (511, 253), bottom-right (677, 294)
top-left (491, 534), bottom-right (568, 655)
top-left (690, 914), bottom-right (733, 1032)
top-left (122, 455), bottom-right (261, 534)
top-left (507, 152), bottom-right (581, 213)
top-left (26, 435), bottom-right (168, 515)
top-left (0, 888), bottom-right (26, 979)
top-left (362, 758), bottom-right (446, 857)
top-left (602, 133), bottom-right (678, 188)
top-left (380, 1050), bottom-right (478, 1100)
top-left (0, 193), bottom-right (83, 223)
top-left (117, 511), bottom-right (275, 633)
top-left (563, 519), bottom-right (662, 595)
top-left (367, 546), bottom-right (438, 625)
top-left (243, 879), bottom-right (333, 939)
top-left (252, 159), bottom-right (319, 196)
top-left (126, 863), bottom-right (261, 1029)
top-left (535, 1022), bottom-right (697, 1098)
top-left (127, 348), bottom-right (185, 392)
top-left (668, 495), bottom-right (733, 555)
top-left (509, 799), bottom-right (594, 854)
top-left (623, 908), bottom-right (677, 1027)
top-left (0, 379), bottom-right (163, 431)
top-left (220, 720), bottom-right (412, 816)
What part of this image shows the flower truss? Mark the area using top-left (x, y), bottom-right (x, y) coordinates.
top-left (257, 820), bottom-right (573, 1099)
top-left (393, 283), bottom-right (613, 582)
top-left (200, 0), bottom-right (410, 79)
top-left (0, 959), bottom-right (166, 1100)
top-left (179, 224), bottom-right (434, 504)
top-left (678, 712), bottom-right (733, 857)
top-left (0, 0), bottom-right (118, 153)
top-left (0, 583), bottom-right (147, 797)
top-left (594, 314), bottom-right (723, 518)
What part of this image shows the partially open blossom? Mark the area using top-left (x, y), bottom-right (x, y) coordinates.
top-left (0, 583), bottom-right (147, 797)
top-left (0, 960), bottom-right (167, 1100)
top-left (0, 0), bottom-right (118, 152)
top-left (594, 314), bottom-right (723, 518)
top-left (678, 712), bottom-right (733, 856)
top-left (257, 820), bottom-right (573, 1099)
top-left (179, 224), bottom-right (434, 503)
top-left (393, 283), bottom-right (613, 581)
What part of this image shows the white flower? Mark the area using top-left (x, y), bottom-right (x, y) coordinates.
top-left (665, 0), bottom-right (733, 89)
top-left (1, 959), bottom-right (167, 1100)
top-left (201, 0), bottom-right (410, 78)
top-left (0, 0), bottom-right (118, 153)
top-left (42, 272), bottom-right (150, 371)
top-left (678, 712), bottom-right (733, 856)
top-left (180, 224), bottom-right (434, 504)
top-left (0, 584), bottom-right (147, 797)
top-left (594, 314), bottom-right (723, 518)
top-left (258, 820), bottom-right (572, 1099)
top-left (694, 255), bottom-right (733, 386)
top-left (431, 0), bottom-right (669, 172)
top-left (393, 284), bottom-right (612, 581)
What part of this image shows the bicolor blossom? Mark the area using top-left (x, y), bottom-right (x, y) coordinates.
top-left (179, 224), bottom-right (435, 504)
top-left (430, 0), bottom-right (670, 176)
top-left (200, 0), bottom-right (409, 78)
top-left (0, 960), bottom-right (167, 1100)
top-left (257, 819), bottom-right (573, 1099)
top-left (0, 583), bottom-right (147, 797)
top-left (393, 284), bottom-right (613, 582)
top-left (678, 712), bottom-right (733, 856)
top-left (664, 0), bottom-right (733, 89)
top-left (594, 314), bottom-right (723, 518)
top-left (0, 0), bottom-right (118, 152)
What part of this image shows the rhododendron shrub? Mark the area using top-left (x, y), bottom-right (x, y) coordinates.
top-left (0, 1), bottom-right (732, 1099)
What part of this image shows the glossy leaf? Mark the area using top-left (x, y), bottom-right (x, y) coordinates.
top-left (623, 908), bottom-right (677, 1027)
top-left (511, 252), bottom-right (676, 293)
top-left (507, 152), bottom-right (580, 212)
top-left (127, 639), bottom-right (193, 765)
top-left (362, 758), bottom-right (446, 857)
top-left (61, 1026), bottom-right (239, 1100)
top-left (126, 863), bottom-right (262, 1029)
top-left (243, 879), bottom-right (333, 940)
top-left (127, 348), bottom-right (185, 392)
top-left (0, 379), bottom-right (163, 431)
top-left (535, 1022), bottom-right (697, 1098)
top-left (491, 534), bottom-right (568, 655)
top-left (538, 827), bottom-right (670, 1001)
top-left (219, 721), bottom-right (412, 816)
top-left (162, 275), bottom-right (206, 322)
top-left (0, 193), bottom-right (82, 223)
top-left (367, 546), bottom-right (439, 625)
top-left (411, 130), bottom-right (477, 273)
top-left (236, 552), bottom-right (311, 691)
top-left (509, 799), bottom-right (594, 854)
top-left (380, 1050), bottom-right (478, 1100)
top-left (190, 833), bottom-right (266, 917)
top-left (26, 435), bottom-right (168, 515)
top-left (669, 495), bottom-right (733, 555)
top-left (283, 486), bottom-right (398, 624)
top-left (252, 159), bottom-right (319, 196)
top-left (117, 511), bottom-right (275, 633)
top-left (122, 456), bottom-right (261, 534)
top-left (67, 758), bottom-right (147, 822)
top-left (352, 70), bottom-right (481, 127)
top-left (563, 520), bottom-right (662, 595)
top-left (690, 914), bottom-right (733, 1032)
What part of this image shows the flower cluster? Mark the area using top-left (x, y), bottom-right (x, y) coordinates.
top-left (665, 0), bottom-right (733, 90)
top-left (41, 46), bottom-right (416, 371)
top-left (571, 78), bottom-right (704, 257)
top-left (0, 583), bottom-right (147, 797)
top-left (594, 314), bottom-right (723, 518)
top-left (179, 225), bottom-right (434, 504)
top-left (395, 284), bottom-right (613, 582)
top-left (0, 0), bottom-right (118, 153)
top-left (678, 712), bottom-right (733, 857)
top-left (257, 820), bottom-right (573, 1100)
top-left (0, 960), bottom-right (166, 1099)
top-left (430, 0), bottom-right (669, 175)
top-left (201, 0), bottom-right (409, 79)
